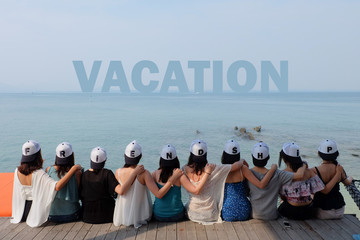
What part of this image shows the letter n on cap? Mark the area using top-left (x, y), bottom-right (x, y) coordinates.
top-left (166, 152), bottom-right (172, 160)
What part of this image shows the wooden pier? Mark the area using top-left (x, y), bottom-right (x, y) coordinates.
top-left (1, 215), bottom-right (360, 240)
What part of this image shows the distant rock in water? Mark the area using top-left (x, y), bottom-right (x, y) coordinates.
top-left (239, 128), bottom-right (246, 134)
top-left (352, 153), bottom-right (359, 157)
top-left (246, 132), bottom-right (255, 140)
top-left (196, 130), bottom-right (200, 134)
top-left (301, 154), bottom-right (307, 159)
top-left (233, 126), bottom-right (258, 140)
top-left (253, 125), bottom-right (261, 132)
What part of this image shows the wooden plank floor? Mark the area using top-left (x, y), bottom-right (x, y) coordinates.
top-left (0, 215), bottom-right (359, 240)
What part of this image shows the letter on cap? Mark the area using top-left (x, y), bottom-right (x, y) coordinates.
top-left (166, 152), bottom-right (172, 159)
top-left (297, 149), bottom-right (299, 156)
top-left (258, 152), bottom-right (263, 159)
top-left (25, 148), bottom-right (30, 155)
top-left (327, 147), bottom-right (332, 153)
top-left (131, 150), bottom-right (135, 157)
top-left (60, 151), bottom-right (65, 157)
top-left (96, 155), bottom-right (99, 162)
top-left (199, 149), bottom-right (204, 156)
top-left (232, 147), bottom-right (237, 154)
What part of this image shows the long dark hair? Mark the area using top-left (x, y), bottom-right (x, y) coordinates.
top-left (279, 150), bottom-right (303, 172)
top-left (18, 150), bottom-right (43, 175)
top-left (55, 153), bottom-right (75, 179)
top-left (187, 153), bottom-right (207, 175)
top-left (158, 157), bottom-right (180, 182)
top-left (318, 151), bottom-right (339, 165)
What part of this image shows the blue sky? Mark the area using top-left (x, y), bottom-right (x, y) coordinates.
top-left (0, 0), bottom-right (359, 92)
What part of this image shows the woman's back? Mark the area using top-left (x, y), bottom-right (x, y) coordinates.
top-left (80, 168), bottom-right (118, 224)
top-left (48, 166), bottom-right (80, 217)
top-left (113, 168), bottom-right (152, 228)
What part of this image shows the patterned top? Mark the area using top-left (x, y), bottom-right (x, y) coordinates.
top-left (280, 175), bottom-right (324, 204)
top-left (222, 181), bottom-right (251, 221)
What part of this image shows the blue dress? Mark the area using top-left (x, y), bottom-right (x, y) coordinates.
top-left (222, 181), bottom-right (251, 221)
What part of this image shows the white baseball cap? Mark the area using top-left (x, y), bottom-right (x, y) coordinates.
top-left (282, 142), bottom-right (300, 157)
top-left (224, 140), bottom-right (240, 155)
top-left (252, 142), bottom-right (269, 160)
top-left (91, 147), bottom-right (107, 163)
top-left (318, 139), bottom-right (338, 154)
top-left (125, 140), bottom-right (142, 158)
top-left (55, 142), bottom-right (74, 165)
top-left (161, 144), bottom-right (177, 160)
top-left (21, 140), bottom-right (41, 163)
top-left (190, 140), bottom-right (207, 156)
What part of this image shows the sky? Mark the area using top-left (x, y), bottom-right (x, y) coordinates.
top-left (0, 0), bottom-right (359, 93)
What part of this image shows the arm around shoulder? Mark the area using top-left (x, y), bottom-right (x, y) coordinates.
top-left (55, 164), bottom-right (81, 191)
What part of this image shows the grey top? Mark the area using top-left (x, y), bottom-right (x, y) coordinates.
top-left (248, 169), bottom-right (293, 220)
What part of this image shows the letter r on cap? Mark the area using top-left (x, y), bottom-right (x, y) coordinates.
top-left (60, 151), bottom-right (65, 157)
top-left (327, 147), bottom-right (332, 153)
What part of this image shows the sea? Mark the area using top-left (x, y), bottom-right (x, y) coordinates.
top-left (1, 92), bottom-right (359, 216)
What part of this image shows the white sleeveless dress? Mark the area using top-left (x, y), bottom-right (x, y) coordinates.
top-left (113, 175), bottom-right (152, 228)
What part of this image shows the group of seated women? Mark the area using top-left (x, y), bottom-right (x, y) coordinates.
top-left (11, 138), bottom-right (353, 228)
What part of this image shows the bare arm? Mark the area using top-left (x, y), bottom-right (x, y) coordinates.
top-left (242, 164), bottom-right (277, 189)
top-left (145, 169), bottom-right (183, 199)
top-left (292, 164), bottom-right (306, 181)
top-left (181, 163), bottom-right (215, 195)
top-left (115, 165), bottom-right (144, 195)
top-left (55, 164), bottom-right (81, 191)
top-left (340, 166), bottom-right (353, 186)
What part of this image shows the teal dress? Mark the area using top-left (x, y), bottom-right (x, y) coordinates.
top-left (48, 166), bottom-right (81, 222)
top-left (153, 183), bottom-right (184, 221)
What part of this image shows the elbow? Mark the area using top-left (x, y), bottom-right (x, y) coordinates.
top-left (192, 190), bottom-right (200, 195)
top-left (155, 194), bottom-right (164, 199)
top-left (55, 184), bottom-right (61, 191)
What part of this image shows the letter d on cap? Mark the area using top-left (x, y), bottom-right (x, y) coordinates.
top-left (198, 149), bottom-right (204, 156)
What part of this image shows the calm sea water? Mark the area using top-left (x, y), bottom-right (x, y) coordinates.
top-left (1, 92), bottom-right (359, 215)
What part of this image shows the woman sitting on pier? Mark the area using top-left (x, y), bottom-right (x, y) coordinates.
top-left (312, 139), bottom-right (353, 219)
top-left (11, 140), bottom-right (81, 227)
top-left (182, 140), bottom-right (247, 224)
top-left (80, 147), bottom-right (144, 224)
top-left (152, 144), bottom-right (215, 222)
top-left (221, 140), bottom-right (277, 221)
top-left (278, 142), bottom-right (325, 220)
top-left (113, 140), bottom-right (182, 228)
top-left (46, 142), bottom-right (82, 223)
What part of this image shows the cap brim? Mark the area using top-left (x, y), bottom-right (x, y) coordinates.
top-left (21, 150), bottom-right (40, 163)
top-left (55, 153), bottom-right (74, 165)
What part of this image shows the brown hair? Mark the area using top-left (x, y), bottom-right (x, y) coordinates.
top-left (17, 150), bottom-right (44, 175)
top-left (54, 153), bottom-right (75, 179)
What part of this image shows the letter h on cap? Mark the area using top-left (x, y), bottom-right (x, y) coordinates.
top-left (257, 152), bottom-right (263, 159)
